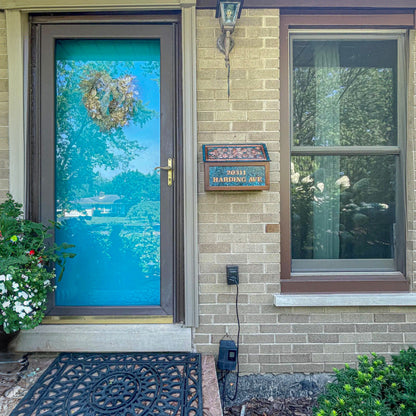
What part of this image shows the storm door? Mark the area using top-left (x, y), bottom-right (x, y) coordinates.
top-left (33, 23), bottom-right (179, 318)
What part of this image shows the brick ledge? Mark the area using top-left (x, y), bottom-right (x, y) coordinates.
top-left (274, 293), bottom-right (416, 307)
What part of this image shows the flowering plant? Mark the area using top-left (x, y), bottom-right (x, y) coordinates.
top-left (0, 195), bottom-right (75, 334)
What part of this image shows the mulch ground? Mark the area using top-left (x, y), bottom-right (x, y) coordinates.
top-left (225, 397), bottom-right (317, 416)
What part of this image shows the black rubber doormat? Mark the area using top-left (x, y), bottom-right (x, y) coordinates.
top-left (10, 352), bottom-right (202, 416)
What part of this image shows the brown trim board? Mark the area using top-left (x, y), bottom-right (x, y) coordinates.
top-left (197, 0), bottom-right (416, 10)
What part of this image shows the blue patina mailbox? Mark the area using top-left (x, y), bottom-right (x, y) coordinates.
top-left (202, 143), bottom-right (270, 191)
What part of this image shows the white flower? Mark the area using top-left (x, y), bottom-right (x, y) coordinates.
top-left (14, 301), bottom-right (23, 313)
top-left (23, 306), bottom-right (32, 314)
top-left (21, 274), bottom-right (29, 281)
top-left (335, 175), bottom-right (350, 189)
top-left (301, 175), bottom-right (313, 184)
top-left (18, 291), bottom-right (29, 300)
top-left (6, 274), bottom-right (12, 281)
top-left (0, 275), bottom-right (5, 282)
top-left (12, 282), bottom-right (19, 291)
top-left (291, 172), bottom-right (300, 184)
top-left (0, 283), bottom-right (6, 294)
top-left (2, 301), bottom-right (10, 308)
top-left (316, 182), bottom-right (325, 193)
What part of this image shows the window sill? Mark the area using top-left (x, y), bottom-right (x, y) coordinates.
top-left (280, 272), bottom-right (409, 294)
top-left (274, 293), bottom-right (416, 307)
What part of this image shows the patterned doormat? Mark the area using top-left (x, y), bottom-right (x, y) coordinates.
top-left (10, 352), bottom-right (202, 416)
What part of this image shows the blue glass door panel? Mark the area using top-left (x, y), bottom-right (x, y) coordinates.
top-left (54, 39), bottom-right (162, 307)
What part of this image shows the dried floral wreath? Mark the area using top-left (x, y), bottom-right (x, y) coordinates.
top-left (80, 71), bottom-right (138, 131)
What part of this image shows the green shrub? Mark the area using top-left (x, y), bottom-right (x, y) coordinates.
top-left (315, 347), bottom-right (416, 416)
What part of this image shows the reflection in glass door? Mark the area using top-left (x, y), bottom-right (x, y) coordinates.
top-left (54, 39), bottom-right (165, 308)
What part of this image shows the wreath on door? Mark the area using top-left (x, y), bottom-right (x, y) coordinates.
top-left (80, 71), bottom-right (138, 131)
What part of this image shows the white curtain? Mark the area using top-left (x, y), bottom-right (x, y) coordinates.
top-left (313, 42), bottom-right (341, 259)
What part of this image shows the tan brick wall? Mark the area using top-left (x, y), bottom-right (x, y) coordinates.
top-left (0, 12), bottom-right (8, 202)
top-left (195, 8), bottom-right (281, 374)
top-left (194, 10), bottom-right (416, 374)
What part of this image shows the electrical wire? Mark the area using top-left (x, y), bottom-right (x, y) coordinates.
top-left (219, 282), bottom-right (241, 410)
top-left (227, 282), bottom-right (240, 401)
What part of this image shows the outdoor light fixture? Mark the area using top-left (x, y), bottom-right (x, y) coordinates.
top-left (216, 0), bottom-right (243, 97)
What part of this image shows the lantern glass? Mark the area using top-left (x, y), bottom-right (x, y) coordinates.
top-left (219, 1), bottom-right (240, 31)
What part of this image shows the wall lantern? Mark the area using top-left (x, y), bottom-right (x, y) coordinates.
top-left (216, 0), bottom-right (243, 97)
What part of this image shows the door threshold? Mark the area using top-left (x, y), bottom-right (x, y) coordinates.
top-left (42, 315), bottom-right (173, 324)
top-left (10, 324), bottom-right (192, 352)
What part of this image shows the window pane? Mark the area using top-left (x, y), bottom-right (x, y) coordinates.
top-left (292, 40), bottom-right (397, 147)
top-left (291, 155), bottom-right (396, 262)
top-left (54, 39), bottom-right (161, 306)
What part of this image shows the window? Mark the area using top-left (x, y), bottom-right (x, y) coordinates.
top-left (280, 14), bottom-right (412, 293)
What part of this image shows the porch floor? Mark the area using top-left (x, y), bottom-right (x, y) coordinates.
top-left (0, 353), bottom-right (222, 416)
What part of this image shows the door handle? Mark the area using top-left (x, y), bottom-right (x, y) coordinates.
top-left (155, 157), bottom-right (174, 186)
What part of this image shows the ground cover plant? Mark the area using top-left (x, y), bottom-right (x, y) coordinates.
top-left (315, 347), bottom-right (416, 416)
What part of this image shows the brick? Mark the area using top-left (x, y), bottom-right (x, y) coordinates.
top-left (312, 353), bottom-right (344, 363)
top-left (260, 344), bottom-right (292, 354)
top-left (324, 324), bottom-right (355, 333)
top-left (239, 345), bottom-right (260, 355)
top-left (0, 78), bottom-right (7, 91)
top-left (261, 364), bottom-right (294, 373)
top-left (292, 324), bottom-right (324, 333)
top-left (196, 325), bottom-right (227, 335)
top-left (276, 334), bottom-right (308, 344)
top-left (248, 354), bottom-right (279, 364)
top-left (245, 314), bottom-right (276, 324)
top-left (293, 364), bottom-right (325, 373)
top-left (199, 294), bottom-right (217, 304)
top-left (310, 314), bottom-right (342, 323)
top-left (374, 313), bottom-right (406, 323)
top-left (217, 294), bottom-right (248, 304)
top-left (356, 344), bottom-right (390, 353)
top-left (324, 344), bottom-right (356, 354)
top-left (242, 334), bottom-right (275, 344)
top-left (292, 344), bottom-right (324, 354)
top-left (389, 323), bottom-right (416, 332)
top-left (232, 121), bottom-right (263, 131)
top-left (199, 243), bottom-right (231, 253)
top-left (340, 313), bottom-right (374, 323)
top-left (199, 315), bottom-right (213, 324)
top-left (280, 354), bottom-right (311, 364)
top-left (356, 324), bottom-right (388, 333)
top-left (372, 333), bottom-right (404, 342)
top-left (308, 334), bottom-right (339, 343)
top-left (278, 314), bottom-right (310, 323)
top-left (260, 324), bottom-right (291, 333)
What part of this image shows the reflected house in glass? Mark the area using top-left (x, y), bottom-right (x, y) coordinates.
top-left (71, 193), bottom-right (128, 217)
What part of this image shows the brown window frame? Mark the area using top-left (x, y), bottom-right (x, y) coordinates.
top-left (280, 12), bottom-right (413, 294)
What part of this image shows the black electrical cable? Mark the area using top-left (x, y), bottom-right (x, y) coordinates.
top-left (226, 282), bottom-right (240, 401)
top-left (219, 282), bottom-right (241, 411)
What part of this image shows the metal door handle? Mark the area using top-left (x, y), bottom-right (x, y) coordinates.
top-left (154, 157), bottom-right (174, 186)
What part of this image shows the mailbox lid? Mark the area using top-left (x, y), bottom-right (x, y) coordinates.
top-left (202, 143), bottom-right (270, 163)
